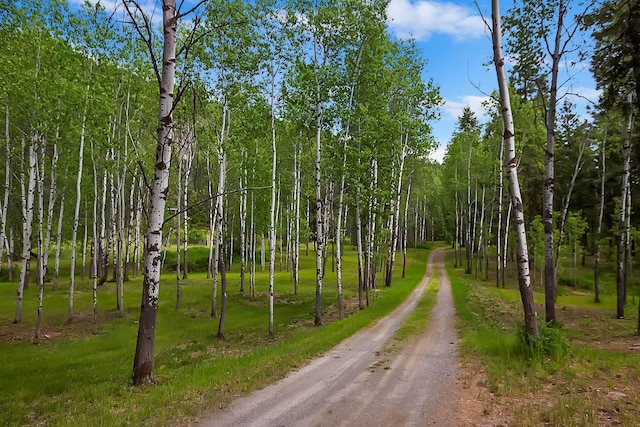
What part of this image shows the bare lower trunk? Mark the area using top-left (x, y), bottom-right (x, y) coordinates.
top-left (402, 179), bottom-right (411, 278)
top-left (356, 196), bottom-right (364, 310)
top-left (617, 95), bottom-right (633, 319)
top-left (176, 156), bottom-right (182, 309)
top-left (0, 106), bottom-right (11, 274)
top-left (594, 128), bottom-right (606, 303)
top-left (269, 98), bottom-right (277, 336)
top-left (492, 0), bottom-right (539, 338)
top-left (15, 141), bottom-right (36, 323)
top-left (53, 197), bottom-right (64, 290)
top-left (497, 142), bottom-right (504, 287)
top-left (34, 142), bottom-right (45, 340)
top-left (314, 114), bottom-right (323, 326)
top-left (69, 108), bottom-right (87, 321)
top-left (131, 0), bottom-right (178, 385)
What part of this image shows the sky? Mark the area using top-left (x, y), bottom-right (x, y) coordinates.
top-left (385, 0), bottom-right (601, 163)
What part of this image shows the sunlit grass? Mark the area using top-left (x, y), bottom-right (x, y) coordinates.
top-left (0, 244), bottom-right (432, 425)
top-left (448, 248), bottom-right (640, 426)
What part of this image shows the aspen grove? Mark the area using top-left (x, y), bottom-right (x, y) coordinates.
top-left (2, 0), bottom-right (640, 391)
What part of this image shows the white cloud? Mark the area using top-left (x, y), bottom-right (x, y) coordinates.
top-left (567, 86), bottom-right (601, 104)
top-left (443, 95), bottom-right (492, 121)
top-left (387, 0), bottom-right (486, 42)
top-left (429, 143), bottom-right (447, 163)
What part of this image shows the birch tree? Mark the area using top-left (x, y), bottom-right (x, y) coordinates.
top-left (124, 0), bottom-right (206, 385)
top-left (491, 0), bottom-right (539, 338)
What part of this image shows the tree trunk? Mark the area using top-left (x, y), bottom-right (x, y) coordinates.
top-left (293, 145), bottom-right (301, 295)
top-left (617, 95), bottom-right (633, 319)
top-left (182, 141), bottom-right (192, 280)
top-left (497, 141), bottom-right (504, 287)
top-left (269, 92), bottom-right (277, 336)
top-left (69, 107), bottom-right (88, 321)
top-left (356, 195), bottom-right (365, 310)
top-left (91, 141), bottom-right (99, 334)
top-left (175, 154), bottom-right (182, 309)
top-left (34, 140), bottom-right (45, 340)
top-left (125, 177), bottom-right (136, 282)
top-left (43, 143), bottom-right (58, 282)
top-left (594, 127), bottom-right (606, 303)
top-left (131, 0), bottom-right (178, 385)
top-left (554, 137), bottom-right (587, 277)
top-left (542, 0), bottom-right (567, 325)
top-left (15, 141), bottom-right (36, 323)
top-left (99, 169), bottom-right (108, 286)
top-left (217, 243), bottom-right (228, 339)
top-left (492, 0), bottom-right (539, 338)
top-left (314, 109), bottom-right (324, 326)
top-left (0, 106), bottom-right (11, 275)
top-left (386, 138), bottom-right (406, 287)
top-left (53, 196), bottom-right (64, 291)
top-left (402, 178), bottom-right (411, 278)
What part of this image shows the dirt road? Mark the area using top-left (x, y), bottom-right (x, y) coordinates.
top-left (198, 248), bottom-right (459, 427)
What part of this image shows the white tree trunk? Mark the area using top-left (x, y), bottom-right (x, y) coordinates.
top-left (216, 114), bottom-right (228, 338)
top-left (34, 140), bottom-right (45, 340)
top-left (616, 94), bottom-right (633, 319)
top-left (15, 140), bottom-right (36, 323)
top-left (0, 106), bottom-right (11, 272)
top-left (496, 141), bottom-right (504, 287)
top-left (43, 143), bottom-right (58, 280)
top-left (69, 109), bottom-right (87, 321)
top-left (594, 127), bottom-right (606, 303)
top-left (268, 97), bottom-right (277, 336)
top-left (492, 0), bottom-right (539, 337)
top-left (131, 0), bottom-right (179, 384)
top-left (402, 178), bottom-right (411, 278)
top-left (182, 140), bottom-right (193, 279)
top-left (175, 153), bottom-right (182, 309)
top-left (53, 196), bottom-right (65, 290)
top-left (386, 137), bottom-right (406, 287)
top-left (314, 111), bottom-right (324, 326)
top-left (294, 145), bottom-right (301, 295)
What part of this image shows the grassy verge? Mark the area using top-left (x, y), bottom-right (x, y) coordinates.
top-left (448, 250), bottom-right (640, 426)
top-left (0, 245), bottom-right (432, 426)
top-left (390, 265), bottom-right (440, 346)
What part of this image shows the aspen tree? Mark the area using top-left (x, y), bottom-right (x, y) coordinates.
top-left (492, 0), bottom-right (539, 338)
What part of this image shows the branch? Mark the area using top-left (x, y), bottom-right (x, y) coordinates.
top-left (176, 0), bottom-right (208, 20)
top-left (163, 185), bottom-right (271, 226)
top-left (122, 0), bottom-right (161, 85)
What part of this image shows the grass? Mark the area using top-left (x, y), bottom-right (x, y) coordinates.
top-left (449, 249), bottom-right (640, 426)
top-left (0, 243), bottom-right (433, 426)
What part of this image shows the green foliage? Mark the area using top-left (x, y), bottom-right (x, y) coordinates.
top-left (518, 322), bottom-right (570, 361)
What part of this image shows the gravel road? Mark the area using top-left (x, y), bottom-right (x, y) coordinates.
top-left (198, 248), bottom-right (459, 427)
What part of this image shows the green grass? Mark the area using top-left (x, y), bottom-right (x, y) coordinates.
top-left (448, 249), bottom-right (640, 426)
top-left (0, 244), bottom-right (432, 426)
top-left (391, 266), bottom-right (440, 344)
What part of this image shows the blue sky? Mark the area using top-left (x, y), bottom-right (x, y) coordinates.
top-left (386, 0), bottom-right (601, 163)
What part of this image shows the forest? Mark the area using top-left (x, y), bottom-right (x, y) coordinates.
top-left (1, 0), bottom-right (640, 423)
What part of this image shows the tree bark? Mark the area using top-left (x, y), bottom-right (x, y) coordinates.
top-left (594, 127), bottom-right (606, 303)
top-left (15, 140), bottom-right (36, 323)
top-left (616, 94), bottom-right (633, 319)
top-left (314, 108), bottom-right (324, 326)
top-left (69, 105), bottom-right (88, 321)
top-left (492, 0), bottom-right (539, 338)
top-left (131, 0), bottom-right (178, 385)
